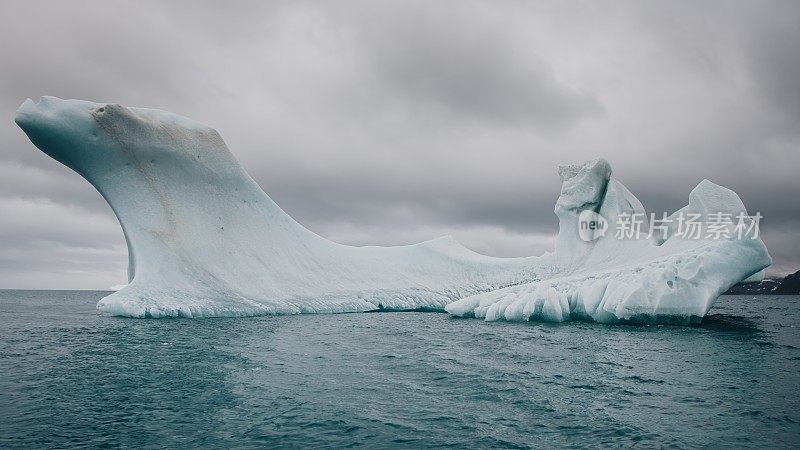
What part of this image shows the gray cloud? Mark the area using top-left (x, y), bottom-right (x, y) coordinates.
top-left (0, 0), bottom-right (798, 289)
top-left (340, 1), bottom-right (603, 129)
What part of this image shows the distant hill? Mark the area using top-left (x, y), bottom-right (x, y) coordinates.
top-left (725, 270), bottom-right (800, 295)
top-left (774, 270), bottom-right (800, 295)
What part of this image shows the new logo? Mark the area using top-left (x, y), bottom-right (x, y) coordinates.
top-left (578, 210), bottom-right (608, 242)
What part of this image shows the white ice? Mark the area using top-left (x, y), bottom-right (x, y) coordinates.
top-left (15, 97), bottom-right (771, 323)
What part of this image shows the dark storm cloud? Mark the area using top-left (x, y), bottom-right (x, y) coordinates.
top-left (336, 1), bottom-right (603, 129)
top-left (0, 0), bottom-right (798, 288)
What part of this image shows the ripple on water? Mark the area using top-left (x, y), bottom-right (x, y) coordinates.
top-left (0, 291), bottom-right (798, 448)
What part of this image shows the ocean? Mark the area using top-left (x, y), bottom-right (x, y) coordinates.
top-left (0, 290), bottom-right (798, 448)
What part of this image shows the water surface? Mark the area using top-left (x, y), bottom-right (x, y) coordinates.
top-left (1, 290), bottom-right (798, 448)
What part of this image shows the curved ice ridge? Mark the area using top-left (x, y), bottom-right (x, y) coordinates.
top-left (14, 97), bottom-right (771, 323)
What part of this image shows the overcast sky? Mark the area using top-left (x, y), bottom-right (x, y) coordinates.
top-left (1, 0), bottom-right (798, 289)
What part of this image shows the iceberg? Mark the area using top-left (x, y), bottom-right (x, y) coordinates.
top-left (446, 160), bottom-right (771, 324)
top-left (15, 97), bottom-right (771, 323)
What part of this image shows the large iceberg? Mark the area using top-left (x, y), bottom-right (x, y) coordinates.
top-left (15, 97), bottom-right (771, 323)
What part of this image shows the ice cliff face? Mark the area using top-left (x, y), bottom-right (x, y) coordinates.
top-left (15, 97), bottom-right (771, 323)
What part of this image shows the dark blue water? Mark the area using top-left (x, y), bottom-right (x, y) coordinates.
top-left (0, 291), bottom-right (798, 449)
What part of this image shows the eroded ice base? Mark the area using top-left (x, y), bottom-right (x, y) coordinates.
top-left (446, 239), bottom-right (769, 324)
